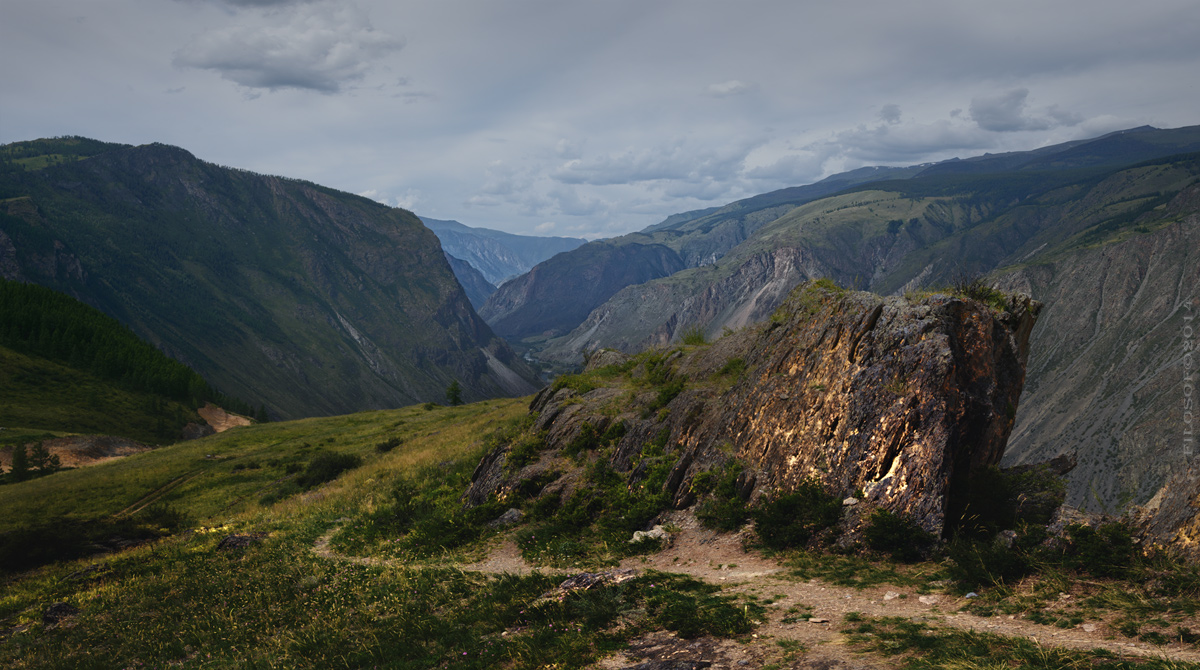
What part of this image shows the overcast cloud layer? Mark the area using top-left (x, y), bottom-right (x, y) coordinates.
top-left (3, 0), bottom-right (1199, 238)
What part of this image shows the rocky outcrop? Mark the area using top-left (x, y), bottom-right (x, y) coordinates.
top-left (468, 282), bottom-right (1041, 537)
top-left (684, 285), bottom-right (1040, 535)
top-left (1137, 466), bottom-right (1200, 557)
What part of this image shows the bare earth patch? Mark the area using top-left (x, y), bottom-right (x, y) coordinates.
top-left (198, 403), bottom-right (252, 433)
top-left (0, 435), bottom-right (152, 469)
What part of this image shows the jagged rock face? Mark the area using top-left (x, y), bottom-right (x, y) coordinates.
top-left (469, 283), bottom-right (1040, 537)
top-left (687, 288), bottom-right (1040, 535)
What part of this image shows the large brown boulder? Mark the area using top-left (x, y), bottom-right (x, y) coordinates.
top-left (467, 282), bottom-right (1040, 538)
top-left (690, 285), bottom-right (1040, 535)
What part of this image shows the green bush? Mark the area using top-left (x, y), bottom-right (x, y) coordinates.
top-left (716, 357), bottom-right (746, 377)
top-left (948, 273), bottom-right (1009, 311)
top-left (863, 509), bottom-right (935, 562)
top-left (374, 436), bottom-right (403, 453)
top-left (551, 373), bottom-right (598, 395)
top-left (646, 378), bottom-right (685, 414)
top-left (946, 536), bottom-right (1034, 590)
top-left (506, 433), bottom-right (547, 470)
top-left (752, 481), bottom-right (842, 549)
top-left (955, 465), bottom-right (1066, 537)
top-left (1059, 522), bottom-right (1136, 578)
top-left (294, 452), bottom-right (362, 489)
top-left (680, 326), bottom-right (707, 345)
top-left (0, 504), bottom-right (190, 573)
top-left (562, 421), bottom-right (625, 459)
top-left (695, 461), bottom-right (751, 531)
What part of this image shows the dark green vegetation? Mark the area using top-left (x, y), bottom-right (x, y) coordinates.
top-left (844, 615), bottom-right (1195, 670)
top-left (0, 137), bottom-right (538, 419)
top-left (750, 481), bottom-right (843, 549)
top-left (0, 398), bottom-right (766, 669)
top-left (0, 344), bottom-right (199, 445)
top-left (0, 278), bottom-right (256, 443)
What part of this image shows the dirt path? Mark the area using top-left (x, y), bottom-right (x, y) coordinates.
top-left (312, 513), bottom-right (1200, 668)
top-left (114, 469), bottom-right (204, 517)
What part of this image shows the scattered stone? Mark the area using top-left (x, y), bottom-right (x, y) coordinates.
top-left (918, 595), bottom-right (940, 605)
top-left (488, 508), bottom-right (524, 528)
top-left (622, 662), bottom-right (711, 670)
top-left (216, 533), bottom-right (266, 551)
top-left (883, 591), bottom-right (901, 601)
top-left (630, 525), bottom-right (671, 544)
top-left (542, 569), bottom-right (638, 600)
top-left (964, 592), bottom-right (979, 598)
top-left (808, 618), bottom-right (829, 623)
top-left (842, 497), bottom-right (859, 506)
top-left (1082, 623), bottom-right (1097, 633)
top-left (585, 349), bottom-right (631, 372)
top-left (66, 564), bottom-right (109, 582)
top-left (43, 602), bottom-right (79, 626)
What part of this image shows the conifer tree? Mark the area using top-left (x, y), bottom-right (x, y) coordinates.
top-left (445, 380), bottom-right (463, 406)
top-left (9, 444), bottom-right (29, 482)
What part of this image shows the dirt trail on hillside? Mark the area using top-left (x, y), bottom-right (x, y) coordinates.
top-left (312, 512), bottom-right (1200, 668)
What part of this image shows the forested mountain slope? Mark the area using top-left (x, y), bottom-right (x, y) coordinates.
top-left (0, 138), bottom-right (539, 419)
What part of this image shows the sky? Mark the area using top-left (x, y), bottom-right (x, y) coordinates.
top-left (3, 1), bottom-right (1199, 240)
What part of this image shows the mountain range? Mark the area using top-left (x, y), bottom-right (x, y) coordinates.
top-left (421, 216), bottom-right (586, 286)
top-left (477, 124), bottom-right (1200, 513)
top-left (0, 138), bottom-right (540, 420)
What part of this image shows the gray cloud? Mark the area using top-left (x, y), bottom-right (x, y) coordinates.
top-left (880, 104), bottom-right (902, 124)
top-left (551, 140), bottom-right (757, 187)
top-left (6, 0), bottom-right (1197, 238)
top-left (970, 88), bottom-right (1083, 132)
top-left (219, 0), bottom-right (311, 6)
top-left (174, 3), bottom-right (402, 92)
top-left (706, 80), bottom-right (757, 97)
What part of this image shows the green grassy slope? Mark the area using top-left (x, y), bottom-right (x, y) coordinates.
top-left (2, 391), bottom-right (1200, 668)
top-left (0, 397), bottom-right (760, 669)
top-left (0, 345), bottom-right (201, 444)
